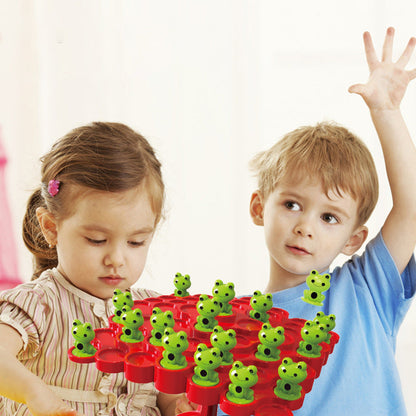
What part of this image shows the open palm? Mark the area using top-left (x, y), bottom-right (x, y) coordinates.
top-left (349, 27), bottom-right (416, 110)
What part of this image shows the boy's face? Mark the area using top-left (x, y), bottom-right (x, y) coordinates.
top-left (250, 176), bottom-right (367, 288)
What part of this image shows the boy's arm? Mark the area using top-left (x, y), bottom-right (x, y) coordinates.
top-left (0, 323), bottom-right (81, 416)
top-left (157, 392), bottom-right (198, 415)
top-left (349, 27), bottom-right (416, 274)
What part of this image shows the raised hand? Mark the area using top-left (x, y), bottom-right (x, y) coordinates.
top-left (349, 27), bottom-right (416, 110)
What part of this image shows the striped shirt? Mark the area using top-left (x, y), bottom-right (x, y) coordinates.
top-left (0, 268), bottom-right (162, 416)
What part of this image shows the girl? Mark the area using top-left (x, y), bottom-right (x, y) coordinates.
top-left (0, 122), bottom-right (194, 416)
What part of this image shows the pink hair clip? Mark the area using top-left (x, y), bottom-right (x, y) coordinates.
top-left (48, 179), bottom-right (61, 197)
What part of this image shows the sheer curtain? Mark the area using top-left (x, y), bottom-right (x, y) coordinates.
top-left (0, 129), bottom-right (22, 290)
top-left (0, 0), bottom-right (415, 411)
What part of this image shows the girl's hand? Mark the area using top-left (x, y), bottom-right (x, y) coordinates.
top-left (25, 386), bottom-right (84, 416)
top-left (174, 394), bottom-right (198, 415)
top-left (349, 27), bottom-right (416, 111)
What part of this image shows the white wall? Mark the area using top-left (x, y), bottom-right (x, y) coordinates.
top-left (0, 0), bottom-right (415, 412)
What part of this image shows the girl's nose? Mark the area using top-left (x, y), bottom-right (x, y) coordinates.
top-left (104, 245), bottom-right (124, 268)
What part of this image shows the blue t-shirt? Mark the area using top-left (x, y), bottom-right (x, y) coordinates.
top-left (218, 232), bottom-right (416, 416)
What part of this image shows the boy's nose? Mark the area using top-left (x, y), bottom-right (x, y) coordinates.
top-left (294, 221), bottom-right (313, 238)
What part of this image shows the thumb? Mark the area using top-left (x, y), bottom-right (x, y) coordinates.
top-left (348, 83), bottom-right (366, 95)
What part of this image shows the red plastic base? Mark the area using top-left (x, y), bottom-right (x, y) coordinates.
top-left (68, 294), bottom-right (339, 416)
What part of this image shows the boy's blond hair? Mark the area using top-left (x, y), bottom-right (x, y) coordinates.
top-left (250, 122), bottom-right (379, 226)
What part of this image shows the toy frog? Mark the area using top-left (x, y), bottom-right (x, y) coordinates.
top-left (226, 361), bottom-right (258, 404)
top-left (249, 290), bottom-right (273, 323)
top-left (71, 319), bottom-right (97, 357)
top-left (301, 270), bottom-right (331, 306)
top-left (313, 311), bottom-right (336, 344)
top-left (173, 272), bottom-right (191, 297)
top-left (192, 344), bottom-right (222, 386)
top-left (112, 289), bottom-right (134, 324)
top-left (149, 307), bottom-right (175, 346)
top-left (212, 279), bottom-right (235, 315)
top-left (160, 328), bottom-right (189, 369)
top-left (255, 323), bottom-right (285, 361)
top-left (120, 307), bottom-right (144, 343)
top-left (297, 320), bottom-right (327, 357)
top-left (194, 294), bottom-right (220, 332)
top-left (210, 325), bottom-right (237, 365)
top-left (274, 358), bottom-right (307, 401)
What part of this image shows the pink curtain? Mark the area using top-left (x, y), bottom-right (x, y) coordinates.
top-left (0, 128), bottom-right (22, 290)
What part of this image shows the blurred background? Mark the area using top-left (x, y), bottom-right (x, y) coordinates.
top-left (0, 0), bottom-right (415, 412)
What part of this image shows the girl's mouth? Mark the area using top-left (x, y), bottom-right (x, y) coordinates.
top-left (100, 276), bottom-right (124, 286)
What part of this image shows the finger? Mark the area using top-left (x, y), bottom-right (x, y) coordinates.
top-left (408, 68), bottom-right (416, 80)
top-left (382, 26), bottom-right (395, 62)
top-left (363, 31), bottom-right (379, 70)
top-left (397, 37), bottom-right (416, 68)
top-left (348, 83), bottom-right (366, 96)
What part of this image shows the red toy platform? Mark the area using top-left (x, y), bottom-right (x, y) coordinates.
top-left (68, 294), bottom-right (339, 416)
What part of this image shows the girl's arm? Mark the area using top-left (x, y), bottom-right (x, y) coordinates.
top-left (0, 323), bottom-right (80, 416)
top-left (349, 27), bottom-right (416, 274)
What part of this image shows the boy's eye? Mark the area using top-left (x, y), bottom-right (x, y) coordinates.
top-left (285, 201), bottom-right (301, 211)
top-left (321, 213), bottom-right (338, 224)
top-left (86, 237), bottom-right (106, 245)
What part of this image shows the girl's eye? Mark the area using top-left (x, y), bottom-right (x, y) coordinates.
top-left (129, 240), bottom-right (146, 247)
top-left (285, 201), bottom-right (301, 211)
top-left (321, 213), bottom-right (338, 224)
top-left (86, 237), bottom-right (106, 245)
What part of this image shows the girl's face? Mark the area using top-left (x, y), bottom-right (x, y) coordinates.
top-left (54, 184), bottom-right (157, 299)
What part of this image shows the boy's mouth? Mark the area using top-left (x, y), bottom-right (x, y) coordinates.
top-left (286, 245), bottom-right (311, 256)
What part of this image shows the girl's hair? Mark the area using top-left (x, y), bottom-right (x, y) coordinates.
top-left (23, 122), bottom-right (164, 279)
top-left (250, 121), bottom-right (379, 226)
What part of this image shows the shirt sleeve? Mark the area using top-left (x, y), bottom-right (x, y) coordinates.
top-left (0, 284), bottom-right (47, 360)
top-left (345, 231), bottom-right (416, 336)
top-left (114, 382), bottom-right (161, 416)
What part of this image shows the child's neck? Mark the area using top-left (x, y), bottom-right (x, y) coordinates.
top-left (265, 261), bottom-right (308, 293)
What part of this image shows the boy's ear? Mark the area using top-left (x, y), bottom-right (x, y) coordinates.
top-left (341, 225), bottom-right (368, 256)
top-left (36, 207), bottom-right (58, 246)
top-left (250, 191), bottom-right (264, 226)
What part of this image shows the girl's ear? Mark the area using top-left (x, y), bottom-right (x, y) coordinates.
top-left (341, 225), bottom-right (368, 256)
top-left (36, 207), bottom-right (58, 247)
top-left (250, 191), bottom-right (264, 226)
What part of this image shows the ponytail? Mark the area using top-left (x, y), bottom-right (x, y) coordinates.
top-left (22, 189), bottom-right (58, 280)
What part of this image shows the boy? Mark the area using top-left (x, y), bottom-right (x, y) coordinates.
top-left (218, 28), bottom-right (416, 415)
